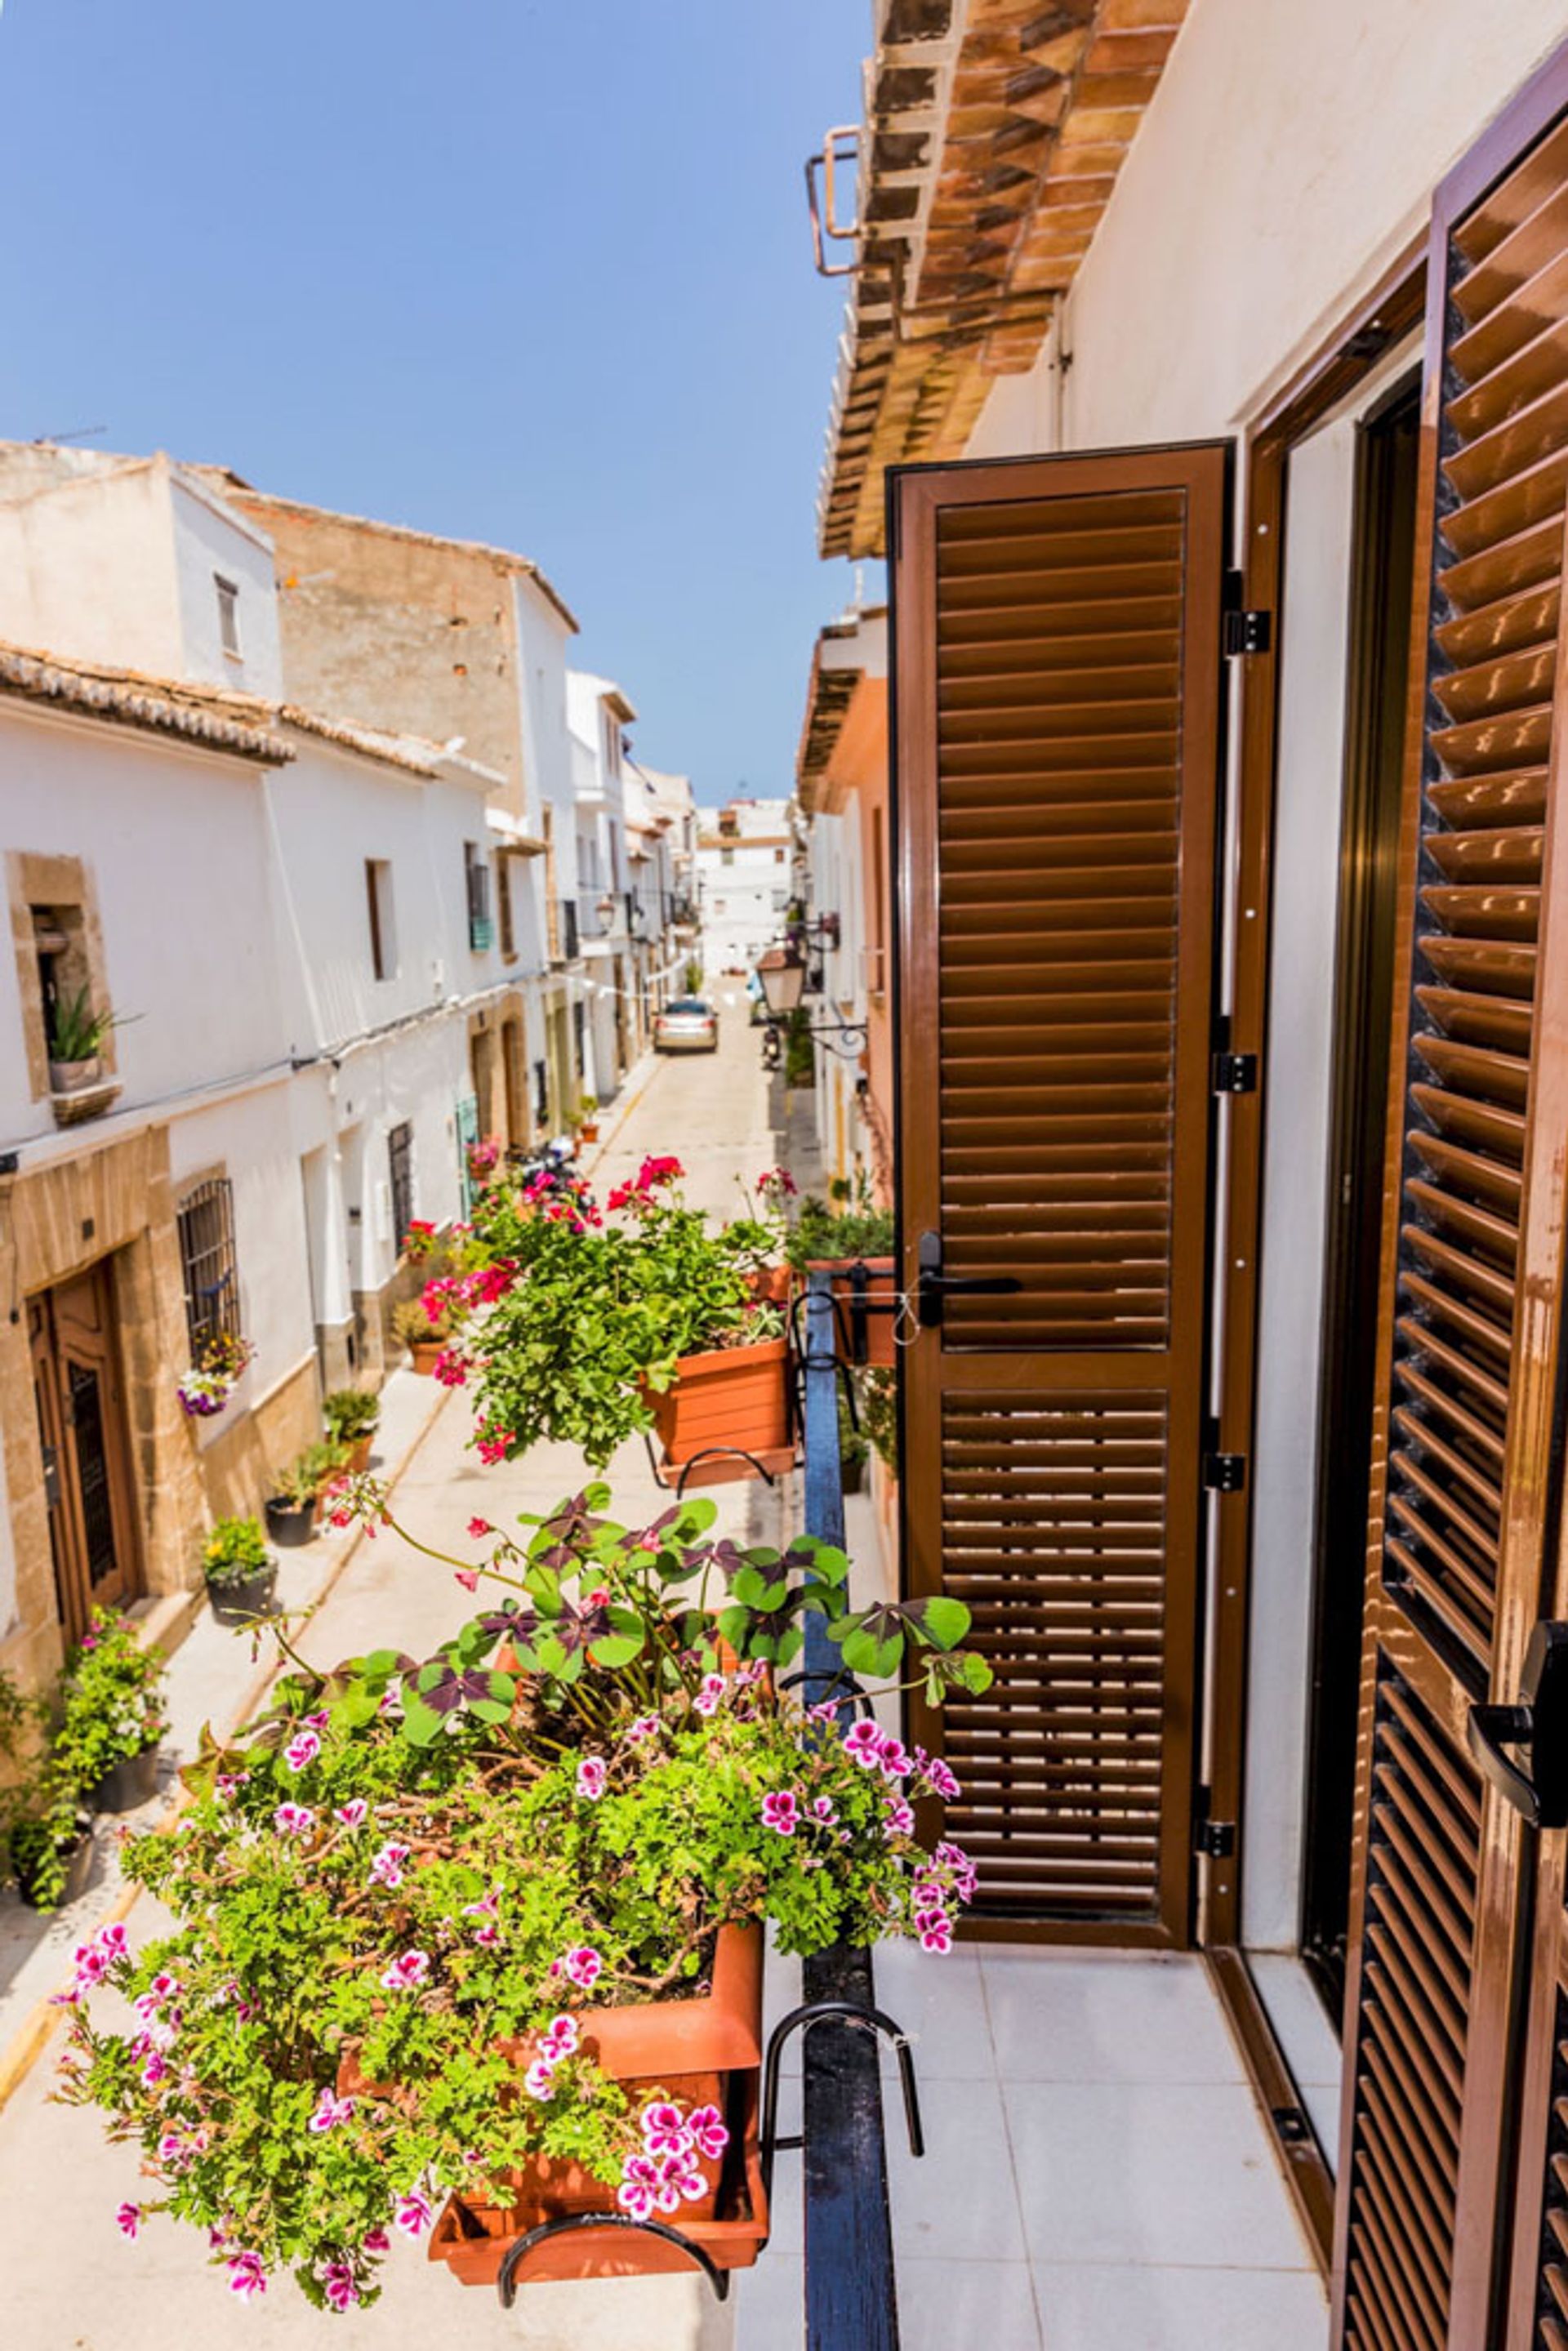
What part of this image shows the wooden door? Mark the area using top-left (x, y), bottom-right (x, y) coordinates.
top-left (28, 1262), bottom-right (140, 1646)
top-left (1330, 66), bottom-right (1568, 2351)
top-left (892, 444), bottom-right (1230, 1946)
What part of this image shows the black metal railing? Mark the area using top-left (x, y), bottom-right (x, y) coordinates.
top-left (796, 1268), bottom-right (902, 2348)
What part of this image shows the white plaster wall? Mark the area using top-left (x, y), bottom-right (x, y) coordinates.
top-left (1240, 416), bottom-right (1357, 1952)
top-left (697, 839), bottom-right (791, 973)
top-left (263, 742), bottom-right (502, 1055)
top-left (170, 475), bottom-right (284, 701)
top-left (514, 578), bottom-right (576, 893)
top-left (970, 0), bottom-right (1568, 455)
top-left (0, 462), bottom-right (184, 679)
top-left (0, 704), bottom-right (288, 1138)
top-left (332, 1022), bottom-right (471, 1289)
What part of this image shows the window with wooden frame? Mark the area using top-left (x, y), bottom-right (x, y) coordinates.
top-left (465, 843), bottom-right (492, 951)
top-left (386, 1121), bottom-right (414, 1253)
top-left (177, 1177), bottom-right (241, 1356)
top-left (365, 859), bottom-right (395, 981)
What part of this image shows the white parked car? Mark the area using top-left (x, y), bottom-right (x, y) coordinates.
top-left (653, 996), bottom-right (719, 1053)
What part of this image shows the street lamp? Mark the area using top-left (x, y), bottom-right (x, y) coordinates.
top-left (754, 944), bottom-right (866, 1060)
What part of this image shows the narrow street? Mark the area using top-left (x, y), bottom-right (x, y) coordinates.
top-left (0, 1016), bottom-right (803, 2351)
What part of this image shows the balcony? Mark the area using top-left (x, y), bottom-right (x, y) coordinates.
top-left (731, 1277), bottom-right (1329, 2350)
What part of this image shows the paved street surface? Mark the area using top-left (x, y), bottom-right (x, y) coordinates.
top-left (0, 1011), bottom-right (808, 2351)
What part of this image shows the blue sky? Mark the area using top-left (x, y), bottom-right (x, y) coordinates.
top-left (0, 0), bottom-right (871, 803)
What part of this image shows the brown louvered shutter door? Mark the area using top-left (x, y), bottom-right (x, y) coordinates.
top-left (893, 445), bottom-right (1228, 1947)
top-left (1332, 78), bottom-right (1568, 2351)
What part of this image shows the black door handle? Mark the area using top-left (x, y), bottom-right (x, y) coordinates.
top-left (916, 1231), bottom-right (1022, 1328)
top-left (1467, 1620), bottom-right (1568, 1828)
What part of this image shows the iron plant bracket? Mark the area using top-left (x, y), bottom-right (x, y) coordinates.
top-left (760, 1998), bottom-right (926, 2203)
top-left (495, 2208), bottom-right (731, 2308)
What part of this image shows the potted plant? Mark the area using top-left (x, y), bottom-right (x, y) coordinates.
top-left (265, 1454), bottom-right (322, 1547)
top-left (444, 1155), bottom-right (793, 1478)
top-left (861, 1368), bottom-right (898, 1483)
top-left (0, 1666), bottom-right (93, 1911)
top-left (47, 984), bottom-right (130, 1094)
top-left (394, 1297), bottom-right (457, 1377)
top-left (176, 1329), bottom-right (255, 1418)
top-left (203, 1515), bottom-right (278, 1623)
top-left (840, 1386), bottom-right (870, 1496)
top-left (55, 1608), bottom-right (168, 1815)
top-left (577, 1092), bottom-right (601, 1146)
top-left (323, 1387), bottom-right (381, 1472)
top-left (787, 1178), bottom-right (898, 1368)
top-left (59, 1482), bottom-right (989, 2306)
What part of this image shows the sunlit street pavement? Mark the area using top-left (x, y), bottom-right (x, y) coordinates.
top-left (0, 1013), bottom-right (805, 2351)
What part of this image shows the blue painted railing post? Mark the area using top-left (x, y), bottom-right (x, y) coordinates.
top-left (800, 1268), bottom-right (901, 2349)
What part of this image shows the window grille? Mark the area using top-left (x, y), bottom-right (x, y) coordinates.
top-left (466, 844), bottom-right (494, 951)
top-left (177, 1177), bottom-right (240, 1355)
top-left (387, 1121), bottom-right (414, 1250)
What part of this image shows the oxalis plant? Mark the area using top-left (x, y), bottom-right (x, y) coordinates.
top-left (416, 1154), bottom-right (786, 1467)
top-left (58, 1483), bottom-right (991, 2312)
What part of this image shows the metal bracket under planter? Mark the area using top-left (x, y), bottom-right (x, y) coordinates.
top-left (760, 1997), bottom-right (926, 2204)
top-left (643, 1436), bottom-right (800, 1492)
top-left (496, 2211), bottom-right (732, 2309)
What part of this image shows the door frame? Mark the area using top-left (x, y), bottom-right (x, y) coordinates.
top-left (29, 1257), bottom-right (142, 1647)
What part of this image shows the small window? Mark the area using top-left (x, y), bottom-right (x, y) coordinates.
top-left (178, 1176), bottom-right (241, 1356)
top-left (497, 856), bottom-right (515, 960)
top-left (388, 1122), bottom-right (414, 1252)
top-left (215, 575), bottom-right (241, 658)
top-left (365, 859), bottom-right (396, 981)
top-left (532, 1057), bottom-right (549, 1126)
top-left (466, 842), bottom-right (493, 949)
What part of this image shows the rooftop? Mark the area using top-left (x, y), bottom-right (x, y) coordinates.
top-left (0, 642), bottom-right (290, 764)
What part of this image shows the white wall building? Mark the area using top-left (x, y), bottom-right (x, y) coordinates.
top-left (695, 797), bottom-right (795, 976)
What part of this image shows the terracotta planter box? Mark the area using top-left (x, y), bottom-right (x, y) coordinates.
top-left (426, 1924), bottom-right (767, 2289)
top-left (649, 1337), bottom-right (791, 1469)
top-left (746, 1263), bottom-right (792, 1307)
top-left (810, 1256), bottom-right (898, 1369)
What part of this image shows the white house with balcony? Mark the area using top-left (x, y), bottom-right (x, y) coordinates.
top-left (695, 796), bottom-right (795, 976)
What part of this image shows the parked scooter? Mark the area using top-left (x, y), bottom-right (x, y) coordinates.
top-left (760, 1025), bottom-right (782, 1073)
top-left (513, 1134), bottom-right (579, 1196)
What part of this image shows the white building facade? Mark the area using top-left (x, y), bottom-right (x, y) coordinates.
top-left (694, 796), bottom-right (795, 977)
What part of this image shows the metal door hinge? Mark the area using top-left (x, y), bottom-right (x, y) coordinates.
top-left (1213, 1051), bottom-right (1258, 1094)
top-left (1192, 1787), bottom-right (1236, 1859)
top-left (1203, 1450), bottom-right (1247, 1494)
top-left (1222, 572), bottom-right (1272, 656)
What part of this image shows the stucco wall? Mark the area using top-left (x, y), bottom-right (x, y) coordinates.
top-left (0, 704), bottom-right (288, 1133)
top-left (170, 476), bottom-right (283, 701)
top-left (0, 461), bottom-right (184, 679)
top-left (969, 0), bottom-right (1568, 456)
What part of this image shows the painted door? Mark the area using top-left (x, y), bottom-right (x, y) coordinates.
top-left (28, 1261), bottom-right (140, 1647)
top-left (891, 443), bottom-right (1231, 1947)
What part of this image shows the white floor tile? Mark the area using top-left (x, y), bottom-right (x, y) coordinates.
top-left (1035, 2260), bottom-right (1328, 2351)
top-left (1004, 2080), bottom-right (1316, 2272)
top-left (982, 1950), bottom-right (1245, 2086)
top-left (763, 1941), bottom-right (991, 2080)
top-left (732, 2251), bottom-right (803, 2351)
top-left (899, 2259), bottom-right (1043, 2351)
top-left (768, 2075), bottom-right (1028, 2264)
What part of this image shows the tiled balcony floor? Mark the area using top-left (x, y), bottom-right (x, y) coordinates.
top-left (737, 1938), bottom-right (1330, 2351)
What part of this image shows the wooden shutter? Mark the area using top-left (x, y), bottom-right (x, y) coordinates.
top-left (893, 445), bottom-right (1229, 1945)
top-left (1333, 76), bottom-right (1568, 2351)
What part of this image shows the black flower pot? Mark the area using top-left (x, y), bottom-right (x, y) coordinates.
top-left (15, 1819), bottom-right (94, 1911)
top-left (265, 1495), bottom-right (316, 1548)
top-left (91, 1743), bottom-right (162, 1814)
top-left (207, 1561), bottom-right (278, 1625)
top-left (841, 1452), bottom-right (868, 1496)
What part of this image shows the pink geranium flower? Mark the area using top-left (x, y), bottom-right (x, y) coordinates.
top-left (576, 1756), bottom-right (608, 1801)
top-left (114, 2202), bottom-right (140, 2241)
top-left (334, 1799), bottom-right (368, 1829)
top-left (626, 1714), bottom-right (660, 1743)
top-left (394, 2191), bottom-right (433, 2240)
top-left (842, 1720), bottom-right (882, 1768)
top-left (226, 2251), bottom-right (266, 2300)
top-left (453, 1568), bottom-right (480, 1592)
top-left (308, 2089), bottom-right (354, 2135)
top-left (466, 1516), bottom-right (493, 1538)
top-left (540, 2013), bottom-right (580, 2064)
top-left (760, 1789), bottom-right (800, 1837)
top-left (640, 2099), bottom-right (688, 2157)
top-left (369, 1841), bottom-right (410, 1890)
top-left (562, 1944), bottom-right (603, 1989)
top-left (884, 1797), bottom-right (915, 1837)
top-left (686, 2104), bottom-right (729, 2161)
top-left (273, 1802), bottom-right (314, 1837)
top-left (379, 1949), bottom-right (429, 1993)
top-left (362, 2227), bottom-right (390, 2254)
top-left (523, 2058), bottom-right (557, 2100)
top-left (811, 1795), bottom-right (838, 1825)
top-left (693, 1672), bottom-right (727, 1717)
top-left (617, 2153), bottom-right (659, 2220)
top-left (876, 1734), bottom-right (911, 1783)
top-left (283, 1729), bottom-right (320, 1772)
top-left (322, 2260), bottom-right (359, 2313)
